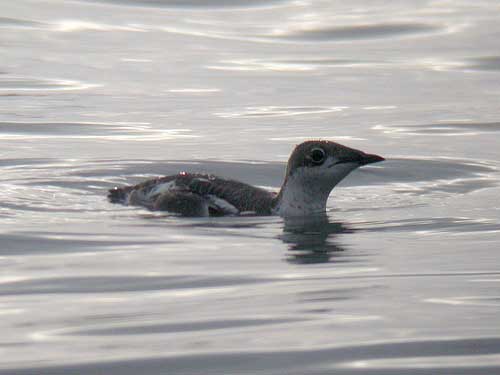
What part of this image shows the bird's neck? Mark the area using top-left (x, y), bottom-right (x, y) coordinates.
top-left (272, 172), bottom-right (333, 217)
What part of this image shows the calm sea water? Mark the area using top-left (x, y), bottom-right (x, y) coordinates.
top-left (1, 1), bottom-right (500, 374)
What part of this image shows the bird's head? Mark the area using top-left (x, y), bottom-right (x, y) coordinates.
top-left (285, 140), bottom-right (384, 187)
top-left (275, 140), bottom-right (384, 216)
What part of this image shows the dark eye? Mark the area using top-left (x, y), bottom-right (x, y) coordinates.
top-left (310, 148), bottom-right (326, 164)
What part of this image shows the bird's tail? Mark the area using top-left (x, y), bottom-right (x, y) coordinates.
top-left (108, 186), bottom-right (128, 203)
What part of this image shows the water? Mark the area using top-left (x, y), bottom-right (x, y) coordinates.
top-left (1, 0), bottom-right (500, 373)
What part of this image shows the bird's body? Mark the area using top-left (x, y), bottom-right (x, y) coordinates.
top-left (108, 172), bottom-right (277, 216)
top-left (108, 140), bottom-right (384, 217)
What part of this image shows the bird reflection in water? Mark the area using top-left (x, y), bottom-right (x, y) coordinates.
top-left (147, 211), bottom-right (352, 264)
top-left (279, 214), bottom-right (353, 264)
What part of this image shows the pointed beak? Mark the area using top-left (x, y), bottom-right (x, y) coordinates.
top-left (359, 153), bottom-right (385, 165)
top-left (328, 148), bottom-right (385, 168)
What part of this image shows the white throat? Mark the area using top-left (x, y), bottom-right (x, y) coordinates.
top-left (274, 161), bottom-right (358, 217)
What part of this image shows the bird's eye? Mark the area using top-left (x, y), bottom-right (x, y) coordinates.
top-left (310, 148), bottom-right (326, 164)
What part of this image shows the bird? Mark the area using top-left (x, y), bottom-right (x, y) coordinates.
top-left (108, 140), bottom-right (384, 217)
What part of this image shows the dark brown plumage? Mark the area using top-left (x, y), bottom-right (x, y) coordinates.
top-left (108, 173), bottom-right (277, 216)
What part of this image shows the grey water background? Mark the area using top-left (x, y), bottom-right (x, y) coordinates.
top-left (1, 0), bottom-right (500, 373)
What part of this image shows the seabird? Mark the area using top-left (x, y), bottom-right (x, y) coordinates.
top-left (108, 140), bottom-right (384, 217)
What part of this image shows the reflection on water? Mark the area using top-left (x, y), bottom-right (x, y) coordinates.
top-left (0, 76), bottom-right (99, 93)
top-left (0, 17), bottom-right (41, 28)
top-left (215, 105), bottom-right (346, 118)
top-left (280, 215), bottom-right (351, 264)
top-left (282, 214), bottom-right (500, 263)
top-left (3, 337), bottom-right (500, 374)
top-left (374, 121), bottom-right (500, 136)
top-left (77, 0), bottom-right (291, 9)
top-left (464, 56), bottom-right (500, 72)
top-left (207, 58), bottom-right (387, 72)
top-left (271, 22), bottom-right (445, 42)
top-left (0, 121), bottom-right (197, 141)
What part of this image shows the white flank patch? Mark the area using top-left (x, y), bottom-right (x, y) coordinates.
top-left (146, 181), bottom-right (176, 199)
top-left (206, 195), bottom-right (239, 215)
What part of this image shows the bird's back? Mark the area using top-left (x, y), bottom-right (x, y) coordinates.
top-left (108, 173), bottom-right (277, 216)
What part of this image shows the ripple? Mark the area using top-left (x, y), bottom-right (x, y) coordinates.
top-left (430, 56), bottom-right (500, 73)
top-left (206, 58), bottom-right (385, 72)
top-left (426, 296), bottom-right (500, 307)
top-left (50, 20), bottom-right (146, 32)
top-left (1, 337), bottom-right (499, 374)
top-left (76, 0), bottom-right (291, 10)
top-left (0, 121), bottom-right (197, 141)
top-left (0, 158), bottom-right (54, 167)
top-left (340, 157), bottom-right (498, 193)
top-left (298, 285), bottom-right (378, 303)
top-left (0, 17), bottom-right (42, 28)
top-left (270, 22), bottom-right (444, 42)
top-left (463, 56), bottom-right (500, 72)
top-left (167, 88), bottom-right (221, 94)
top-left (0, 17), bottom-right (146, 33)
top-left (215, 106), bottom-right (346, 118)
top-left (158, 20), bottom-right (447, 45)
top-left (0, 76), bottom-right (99, 93)
top-left (0, 233), bottom-right (163, 256)
top-left (63, 318), bottom-right (300, 336)
top-left (374, 121), bottom-right (500, 136)
top-left (0, 275), bottom-right (273, 295)
top-left (342, 353), bottom-right (500, 370)
top-left (359, 217), bottom-right (500, 235)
